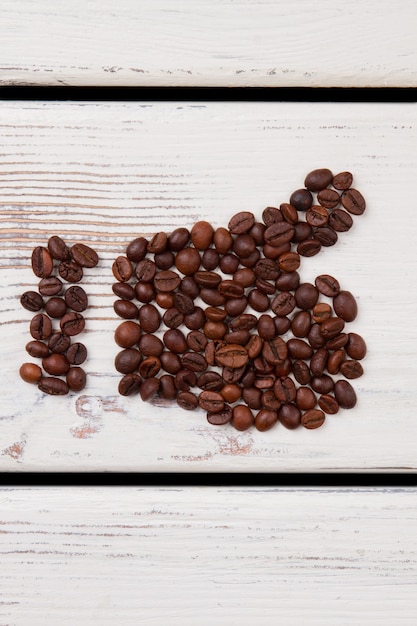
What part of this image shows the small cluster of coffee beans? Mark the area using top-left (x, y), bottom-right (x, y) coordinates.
top-left (19, 236), bottom-right (99, 395)
top-left (112, 168), bottom-right (367, 431)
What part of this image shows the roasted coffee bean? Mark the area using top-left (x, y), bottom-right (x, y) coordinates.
top-left (319, 317), bottom-right (345, 339)
top-left (276, 270), bottom-right (300, 291)
top-left (275, 356), bottom-right (292, 377)
top-left (230, 314), bottom-right (258, 331)
top-left (225, 296), bottom-right (248, 317)
top-left (334, 379), bottom-right (357, 409)
top-left (218, 280), bottom-right (244, 299)
top-left (232, 405), bottom-right (255, 431)
top-left (310, 347), bottom-right (328, 377)
top-left (61, 365), bottom-right (85, 395)
top-left (264, 222), bottom-right (295, 248)
top-left (257, 314), bottom-right (276, 341)
top-left (296, 387), bottom-right (316, 411)
top-left (297, 238), bottom-right (322, 257)
top-left (232, 234), bottom-right (256, 258)
top-left (115, 348), bottom-right (142, 374)
top-left (38, 377), bottom-right (69, 395)
top-left (157, 294), bottom-right (175, 312)
top-left (180, 276), bottom-right (199, 299)
top-left (274, 377), bottom-right (296, 403)
top-left (48, 332), bottom-right (71, 354)
top-left (315, 274), bottom-right (340, 297)
top-left (207, 405), bottom-right (233, 425)
top-left (118, 373), bottom-right (142, 396)
top-left (155, 250), bottom-right (175, 270)
top-left (295, 283), bottom-right (319, 310)
top-left (292, 221), bottom-right (313, 242)
top-left (135, 259), bottom-right (156, 282)
top-left (60, 312), bottom-right (85, 336)
top-left (177, 390), bottom-right (198, 410)
top-left (112, 256), bottom-right (133, 282)
top-left (333, 290), bottom-right (358, 322)
top-left (19, 362), bottom-right (42, 384)
top-left (341, 188), bottom-right (366, 215)
top-left (292, 360), bottom-right (311, 385)
top-left (140, 377), bottom-right (161, 402)
top-left (31, 246), bottom-right (53, 278)
top-left (183, 307), bottom-right (206, 331)
top-left (199, 390), bottom-right (224, 413)
top-left (181, 352), bottom-right (208, 373)
top-left (254, 258), bottom-right (280, 281)
top-left (191, 221), bottom-right (214, 250)
top-left (326, 333), bottom-right (349, 351)
top-left (327, 349), bottom-right (345, 375)
top-left (332, 171), bottom-right (353, 190)
top-left (44, 296), bottom-right (67, 319)
top-left (114, 299), bottom-right (139, 319)
top-left (304, 168), bottom-right (333, 191)
top-left (158, 374), bottom-right (177, 400)
top-left (200, 288), bottom-right (226, 307)
top-left (328, 208), bottom-right (353, 232)
top-left (198, 371), bottom-right (224, 392)
top-left (194, 270), bottom-right (222, 289)
top-left (59, 259), bottom-right (83, 283)
top-left (26, 340), bottom-right (50, 359)
top-left (291, 310), bottom-right (312, 338)
top-left (261, 389), bottom-right (281, 411)
top-left (308, 323), bottom-right (326, 349)
top-left (314, 226), bottom-right (338, 247)
top-left (219, 253), bottom-right (240, 274)
top-left (255, 278), bottom-right (276, 296)
top-left (278, 251), bottom-right (300, 272)
top-left (30, 313), bottom-right (52, 340)
top-left (66, 342), bottom-right (88, 365)
top-left (301, 408), bottom-right (325, 429)
top-left (163, 307), bottom-right (184, 329)
top-left (38, 276), bottom-right (63, 296)
top-left (126, 237), bottom-right (148, 262)
top-left (215, 344), bottom-right (248, 369)
top-left (163, 329), bottom-right (188, 354)
top-left (346, 332), bottom-right (367, 360)
top-left (311, 375), bottom-right (334, 394)
top-left (245, 335), bottom-right (262, 360)
top-left (220, 383), bottom-right (242, 403)
top-left (186, 330), bottom-right (208, 352)
top-left (318, 393), bottom-right (339, 414)
top-left (65, 285), bottom-right (88, 312)
top-left (205, 307), bottom-right (227, 323)
top-left (42, 353), bottom-right (70, 376)
top-left (147, 231), bottom-right (168, 254)
top-left (20, 291), bottom-right (44, 312)
top-left (255, 409), bottom-right (278, 431)
top-left (278, 403), bottom-right (301, 429)
top-left (154, 270), bottom-right (181, 292)
top-left (115, 321), bottom-right (141, 348)
top-left (225, 330), bottom-right (250, 345)
top-left (202, 248), bottom-right (220, 270)
top-left (262, 206), bottom-right (283, 226)
top-left (173, 292), bottom-right (195, 315)
top-left (234, 267), bottom-right (256, 288)
top-left (317, 188), bottom-right (340, 209)
top-left (160, 351), bottom-right (182, 374)
top-left (138, 334), bottom-right (164, 357)
top-left (138, 304), bottom-right (160, 333)
top-left (138, 356), bottom-right (161, 378)
top-left (213, 227), bottom-right (233, 254)
top-left (135, 281), bottom-right (156, 304)
top-left (340, 359), bottom-right (364, 379)
top-left (312, 303), bottom-right (332, 324)
top-left (289, 188), bottom-right (313, 211)
top-left (280, 203), bottom-right (298, 224)
top-left (242, 387), bottom-right (262, 410)
top-left (263, 242), bottom-right (290, 261)
top-left (48, 235), bottom-right (70, 261)
top-left (271, 291), bottom-right (296, 316)
top-left (287, 338), bottom-right (313, 360)
top-left (306, 205), bottom-right (328, 227)
top-left (70, 243), bottom-right (99, 268)
top-left (228, 211), bottom-right (255, 235)
top-left (168, 228), bottom-right (190, 252)
top-left (201, 320), bottom-right (227, 341)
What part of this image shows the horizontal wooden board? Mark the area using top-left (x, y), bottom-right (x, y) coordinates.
top-left (1, 0), bottom-right (417, 87)
top-left (0, 487), bottom-right (416, 624)
top-left (0, 101), bottom-right (417, 471)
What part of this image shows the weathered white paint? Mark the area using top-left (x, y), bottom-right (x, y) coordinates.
top-left (0, 487), bottom-right (416, 625)
top-left (1, 101), bottom-right (416, 471)
top-left (1, 0), bottom-right (417, 87)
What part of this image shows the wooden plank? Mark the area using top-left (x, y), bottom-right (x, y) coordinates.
top-left (1, 100), bottom-right (417, 472)
top-left (1, 0), bottom-right (416, 87)
top-left (0, 487), bottom-right (416, 624)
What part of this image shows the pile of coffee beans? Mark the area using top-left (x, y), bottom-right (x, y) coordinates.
top-left (112, 168), bottom-right (367, 431)
top-left (19, 236), bottom-right (98, 395)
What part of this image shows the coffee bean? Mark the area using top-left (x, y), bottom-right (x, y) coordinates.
top-left (340, 359), bottom-right (364, 379)
top-left (230, 314), bottom-right (258, 332)
top-left (197, 371), bottom-right (224, 392)
top-left (70, 243), bottom-right (99, 268)
top-left (314, 226), bottom-right (338, 247)
top-left (19, 362), bottom-right (42, 383)
top-left (65, 285), bottom-right (88, 312)
top-left (310, 347), bottom-right (328, 377)
top-left (280, 203), bottom-right (298, 224)
top-left (48, 235), bottom-right (70, 261)
top-left (26, 340), bottom-right (50, 359)
top-left (327, 348), bottom-right (345, 375)
top-left (118, 373), bottom-right (142, 396)
top-left (264, 222), bottom-right (295, 248)
top-left (333, 290), bottom-right (358, 322)
top-left (247, 289), bottom-right (269, 313)
top-left (312, 303), bottom-right (332, 324)
top-left (318, 393), bottom-right (339, 414)
top-left (202, 248), bottom-right (220, 271)
top-left (295, 283), bottom-right (319, 310)
top-left (138, 304), bottom-right (160, 333)
top-left (115, 348), bottom-right (142, 374)
top-left (147, 231), bottom-right (168, 254)
top-left (155, 250), bottom-right (175, 270)
top-left (200, 288), bottom-right (225, 307)
top-left (187, 330), bottom-right (208, 353)
top-left (306, 205), bottom-right (328, 228)
top-left (126, 237), bottom-right (148, 262)
top-left (198, 390), bottom-right (224, 413)
top-left (292, 360), bottom-right (311, 385)
top-left (112, 256), bottom-right (133, 282)
top-left (278, 404), bottom-right (301, 429)
top-left (332, 171), bottom-right (353, 190)
top-left (311, 375), bottom-right (334, 394)
top-left (190, 221), bottom-right (214, 250)
top-left (289, 188), bottom-right (313, 211)
top-left (134, 283), bottom-right (157, 306)
top-left (291, 311), bottom-right (312, 338)
top-left (341, 188), bottom-right (366, 215)
top-left (175, 248), bottom-right (201, 275)
top-left (292, 221), bottom-right (313, 242)
top-left (183, 307), bottom-right (206, 331)
top-left (156, 293), bottom-right (175, 309)
top-left (163, 329), bottom-right (188, 354)
top-left (65, 367), bottom-right (86, 392)
top-left (30, 313), bottom-right (52, 340)
top-left (59, 259), bottom-right (83, 283)
top-left (138, 356), bottom-right (161, 378)
top-left (207, 405), bottom-right (233, 425)
top-left (255, 409), bottom-right (278, 432)
top-left (114, 299), bottom-right (139, 319)
top-left (278, 251), bottom-right (300, 272)
top-left (232, 234), bottom-right (256, 258)
top-left (215, 344), bottom-right (248, 369)
top-left (38, 276), bottom-right (63, 296)
top-left (287, 338), bottom-right (313, 360)
top-left (203, 321), bottom-right (228, 340)
top-left (319, 317), bottom-right (345, 340)
top-left (160, 351), bottom-right (182, 374)
top-left (262, 207), bottom-right (283, 226)
top-left (38, 377), bottom-right (69, 395)
top-left (140, 377), bottom-right (160, 402)
top-left (31, 246), bottom-right (53, 278)
top-left (177, 390), bottom-right (198, 410)
top-left (194, 270), bottom-right (222, 289)
top-left (48, 332), bottom-right (71, 354)
top-left (304, 168), bottom-right (333, 191)
top-left (42, 353), bottom-right (70, 376)
top-left (296, 387), bottom-right (316, 411)
top-left (301, 408), bottom-right (325, 429)
top-left (328, 208), bottom-right (353, 232)
top-left (20, 291), bottom-right (44, 312)
top-left (138, 334), bottom-right (164, 357)
top-left (228, 211), bottom-right (255, 235)
top-left (276, 270), bottom-right (300, 292)
top-left (45, 296), bottom-right (67, 319)
top-left (317, 188), bottom-right (340, 209)
top-left (315, 274), bottom-right (340, 297)
top-left (154, 270), bottom-right (181, 292)
top-left (334, 379), bottom-right (357, 409)
top-left (271, 291), bottom-right (296, 316)
top-left (60, 312), bottom-right (85, 336)
top-left (181, 352), bottom-right (208, 373)
top-left (232, 405), bottom-right (255, 430)
top-left (346, 332), bottom-right (367, 360)
top-left (66, 342), bottom-right (88, 365)
top-left (297, 238), bottom-right (322, 257)
top-left (274, 377), bottom-right (296, 403)
top-left (163, 307), bottom-right (184, 329)
top-left (168, 228), bottom-right (190, 252)
top-left (257, 314), bottom-right (276, 341)
top-left (219, 253), bottom-right (239, 274)
top-left (158, 374), bottom-right (177, 400)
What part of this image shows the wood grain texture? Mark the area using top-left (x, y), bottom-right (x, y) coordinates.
top-left (1, 100), bottom-right (417, 471)
top-left (0, 487), bottom-right (416, 624)
top-left (1, 0), bottom-right (417, 87)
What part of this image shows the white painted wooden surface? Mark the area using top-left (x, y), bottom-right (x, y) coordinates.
top-left (0, 487), bottom-right (416, 625)
top-left (1, 0), bottom-right (417, 87)
top-left (1, 101), bottom-right (417, 471)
